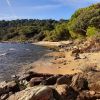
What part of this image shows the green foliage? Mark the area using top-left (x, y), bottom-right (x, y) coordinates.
top-left (86, 27), bottom-right (98, 37)
top-left (71, 8), bottom-right (84, 19)
top-left (44, 23), bottom-right (71, 41)
top-left (0, 19), bottom-right (59, 42)
top-left (89, 16), bottom-right (100, 28)
top-left (0, 3), bottom-right (99, 42)
top-left (68, 3), bottom-right (100, 37)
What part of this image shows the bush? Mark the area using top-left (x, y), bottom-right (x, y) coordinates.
top-left (86, 27), bottom-right (98, 37)
top-left (68, 3), bottom-right (100, 37)
top-left (44, 23), bottom-right (71, 41)
top-left (33, 32), bottom-right (45, 41)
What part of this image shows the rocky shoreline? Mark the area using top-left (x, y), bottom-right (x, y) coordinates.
top-left (0, 70), bottom-right (100, 100)
top-left (0, 38), bottom-right (100, 100)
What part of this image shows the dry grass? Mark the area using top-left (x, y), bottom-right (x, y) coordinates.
top-left (79, 63), bottom-right (97, 73)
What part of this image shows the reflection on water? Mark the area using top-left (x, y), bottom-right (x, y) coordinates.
top-left (0, 43), bottom-right (51, 82)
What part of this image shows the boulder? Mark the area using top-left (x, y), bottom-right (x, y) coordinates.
top-left (29, 77), bottom-right (44, 87)
top-left (41, 75), bottom-right (61, 85)
top-left (56, 84), bottom-right (68, 100)
top-left (56, 84), bottom-right (78, 100)
top-left (0, 81), bottom-right (19, 96)
top-left (71, 74), bottom-right (88, 91)
top-left (6, 81), bottom-right (20, 93)
top-left (56, 75), bottom-right (72, 86)
top-left (7, 86), bottom-right (61, 100)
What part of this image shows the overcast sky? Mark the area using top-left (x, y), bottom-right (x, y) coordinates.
top-left (0, 0), bottom-right (99, 20)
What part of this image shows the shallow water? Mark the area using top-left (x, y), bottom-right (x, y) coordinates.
top-left (0, 43), bottom-right (51, 82)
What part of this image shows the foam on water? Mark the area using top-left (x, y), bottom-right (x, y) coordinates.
top-left (0, 53), bottom-right (7, 56)
top-left (9, 48), bottom-right (16, 51)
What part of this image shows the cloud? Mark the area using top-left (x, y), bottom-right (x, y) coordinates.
top-left (15, 4), bottom-right (63, 13)
top-left (0, 13), bottom-right (22, 20)
top-left (6, 0), bottom-right (11, 7)
top-left (31, 4), bottom-right (63, 10)
top-left (5, 0), bottom-right (17, 19)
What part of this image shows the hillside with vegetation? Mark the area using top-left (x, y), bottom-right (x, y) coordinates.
top-left (0, 19), bottom-right (61, 42)
top-left (68, 3), bottom-right (100, 38)
top-left (0, 3), bottom-right (99, 42)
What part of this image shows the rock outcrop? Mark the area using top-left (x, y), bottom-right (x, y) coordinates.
top-left (7, 86), bottom-right (61, 100)
top-left (0, 71), bottom-right (100, 100)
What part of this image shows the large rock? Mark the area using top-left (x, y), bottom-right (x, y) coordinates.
top-left (56, 75), bottom-right (72, 86)
top-left (71, 74), bottom-right (88, 91)
top-left (7, 86), bottom-right (61, 100)
top-left (56, 85), bottom-right (78, 100)
top-left (6, 81), bottom-right (20, 93)
top-left (41, 75), bottom-right (61, 85)
top-left (29, 77), bottom-right (44, 87)
top-left (0, 81), bottom-right (19, 96)
top-left (56, 84), bottom-right (68, 100)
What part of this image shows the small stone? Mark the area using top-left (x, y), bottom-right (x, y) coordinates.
top-left (89, 91), bottom-right (95, 95)
top-left (0, 94), bottom-right (9, 100)
top-left (79, 54), bottom-right (86, 59)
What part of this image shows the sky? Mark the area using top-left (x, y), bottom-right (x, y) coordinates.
top-left (0, 0), bottom-right (99, 20)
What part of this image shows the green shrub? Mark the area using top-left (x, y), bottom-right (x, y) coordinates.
top-left (44, 23), bottom-right (71, 41)
top-left (68, 3), bottom-right (100, 37)
top-left (86, 27), bottom-right (98, 37)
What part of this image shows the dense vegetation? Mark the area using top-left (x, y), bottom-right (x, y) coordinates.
top-left (0, 3), bottom-right (100, 42)
top-left (68, 3), bottom-right (100, 39)
top-left (0, 19), bottom-right (59, 42)
top-left (0, 19), bottom-right (69, 42)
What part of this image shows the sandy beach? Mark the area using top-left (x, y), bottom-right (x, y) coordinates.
top-left (21, 41), bottom-right (100, 75)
